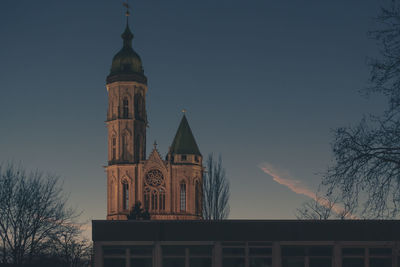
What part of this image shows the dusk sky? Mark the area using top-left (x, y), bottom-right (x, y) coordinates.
top-left (0, 0), bottom-right (389, 227)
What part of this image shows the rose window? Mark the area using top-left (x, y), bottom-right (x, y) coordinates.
top-left (145, 169), bottom-right (164, 187)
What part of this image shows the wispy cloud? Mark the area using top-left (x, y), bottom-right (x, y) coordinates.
top-left (259, 162), bottom-right (354, 218)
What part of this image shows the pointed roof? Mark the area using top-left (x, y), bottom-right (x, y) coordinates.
top-left (170, 115), bottom-right (201, 156)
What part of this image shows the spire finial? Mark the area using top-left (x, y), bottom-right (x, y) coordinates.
top-left (123, 1), bottom-right (131, 24)
top-left (153, 140), bottom-right (158, 149)
top-left (182, 109), bottom-right (187, 114)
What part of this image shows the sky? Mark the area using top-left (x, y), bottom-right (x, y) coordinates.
top-left (0, 0), bottom-right (390, 227)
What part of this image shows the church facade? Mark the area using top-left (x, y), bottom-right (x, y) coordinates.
top-left (105, 21), bottom-right (203, 220)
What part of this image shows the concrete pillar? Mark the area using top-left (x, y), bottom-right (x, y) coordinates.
top-left (94, 242), bottom-right (103, 267)
top-left (333, 243), bottom-right (341, 267)
top-left (214, 242), bottom-right (222, 267)
top-left (272, 242), bottom-right (281, 267)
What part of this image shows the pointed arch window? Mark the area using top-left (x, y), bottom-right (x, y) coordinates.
top-left (122, 134), bottom-right (129, 161)
top-left (180, 182), bottom-right (186, 212)
top-left (112, 136), bottom-right (116, 160)
top-left (151, 190), bottom-right (158, 210)
top-left (195, 180), bottom-right (201, 215)
top-left (122, 97), bottom-right (129, 118)
top-left (110, 179), bottom-right (115, 212)
top-left (122, 181), bottom-right (129, 211)
top-left (159, 188), bottom-right (165, 211)
top-left (144, 187), bottom-right (150, 210)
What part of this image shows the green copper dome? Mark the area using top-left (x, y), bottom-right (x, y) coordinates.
top-left (107, 23), bottom-right (147, 84)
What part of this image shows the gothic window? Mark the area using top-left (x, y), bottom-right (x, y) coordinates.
top-left (112, 136), bottom-right (116, 160)
top-left (134, 93), bottom-right (143, 120)
top-left (122, 97), bottom-right (129, 118)
top-left (181, 155), bottom-right (187, 161)
top-left (180, 182), bottom-right (186, 212)
top-left (144, 187), bottom-right (150, 210)
top-left (110, 180), bottom-right (115, 211)
top-left (159, 188), bottom-right (165, 211)
top-left (122, 134), bottom-right (128, 161)
top-left (122, 181), bottom-right (129, 211)
top-left (145, 169), bottom-right (164, 187)
top-left (151, 190), bottom-right (158, 210)
top-left (195, 156), bottom-right (199, 163)
top-left (195, 180), bottom-right (201, 215)
top-left (135, 135), bottom-right (140, 162)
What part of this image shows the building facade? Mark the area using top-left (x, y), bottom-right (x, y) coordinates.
top-left (92, 220), bottom-right (400, 267)
top-left (105, 20), bottom-right (203, 220)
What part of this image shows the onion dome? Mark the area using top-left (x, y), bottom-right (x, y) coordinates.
top-left (107, 23), bottom-right (147, 84)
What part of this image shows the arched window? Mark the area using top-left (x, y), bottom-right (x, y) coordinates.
top-left (112, 136), bottom-right (116, 160)
top-left (122, 134), bottom-right (128, 161)
top-left (134, 93), bottom-right (143, 120)
top-left (135, 134), bottom-right (141, 162)
top-left (110, 180), bottom-right (115, 211)
top-left (122, 97), bottom-right (129, 118)
top-left (159, 188), bottom-right (165, 211)
top-left (122, 181), bottom-right (129, 210)
top-left (151, 190), bottom-right (158, 210)
top-left (195, 181), bottom-right (201, 215)
top-left (180, 182), bottom-right (186, 212)
top-left (144, 187), bottom-right (150, 210)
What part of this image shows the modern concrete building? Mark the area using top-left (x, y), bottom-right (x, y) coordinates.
top-left (92, 220), bottom-right (400, 267)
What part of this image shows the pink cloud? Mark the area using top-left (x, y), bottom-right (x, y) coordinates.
top-left (259, 163), bottom-right (354, 218)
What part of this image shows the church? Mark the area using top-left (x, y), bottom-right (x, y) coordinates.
top-left (105, 16), bottom-right (203, 221)
top-left (92, 7), bottom-right (400, 267)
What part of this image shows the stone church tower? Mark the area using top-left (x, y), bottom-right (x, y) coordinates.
top-left (105, 18), bottom-right (203, 220)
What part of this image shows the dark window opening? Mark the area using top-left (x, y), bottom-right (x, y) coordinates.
top-left (123, 98), bottom-right (129, 118)
top-left (180, 183), bottom-right (186, 211)
top-left (122, 182), bottom-right (129, 210)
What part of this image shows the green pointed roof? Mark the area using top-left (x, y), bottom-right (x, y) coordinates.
top-left (170, 115), bottom-right (201, 156)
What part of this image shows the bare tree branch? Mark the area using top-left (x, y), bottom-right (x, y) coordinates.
top-left (202, 154), bottom-right (230, 220)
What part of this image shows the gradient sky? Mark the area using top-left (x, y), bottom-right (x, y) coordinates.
top-left (0, 0), bottom-right (390, 226)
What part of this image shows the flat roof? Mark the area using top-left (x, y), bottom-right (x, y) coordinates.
top-left (92, 220), bottom-right (400, 242)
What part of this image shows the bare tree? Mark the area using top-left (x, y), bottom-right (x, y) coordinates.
top-left (49, 223), bottom-right (92, 267)
top-left (203, 154), bottom-right (230, 220)
top-left (296, 192), bottom-right (356, 220)
top-left (0, 163), bottom-right (83, 266)
top-left (322, 1), bottom-right (400, 218)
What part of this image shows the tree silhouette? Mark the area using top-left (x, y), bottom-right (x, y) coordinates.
top-left (203, 154), bottom-right (230, 220)
top-left (0, 163), bottom-right (90, 266)
top-left (322, 1), bottom-right (400, 218)
top-left (127, 201), bottom-right (150, 220)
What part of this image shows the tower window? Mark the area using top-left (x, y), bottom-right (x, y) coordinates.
top-left (122, 97), bottom-right (129, 118)
top-left (195, 156), bottom-right (199, 162)
top-left (181, 155), bottom-right (187, 161)
top-left (180, 182), bottom-right (186, 212)
top-left (112, 137), bottom-right (116, 160)
top-left (195, 181), bottom-right (201, 215)
top-left (122, 181), bottom-right (129, 211)
top-left (122, 134), bottom-right (128, 161)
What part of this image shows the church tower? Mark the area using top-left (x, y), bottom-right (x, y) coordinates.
top-left (106, 13), bottom-right (147, 219)
top-left (106, 8), bottom-right (203, 220)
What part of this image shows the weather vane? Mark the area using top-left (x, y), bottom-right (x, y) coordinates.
top-left (123, 1), bottom-right (131, 17)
